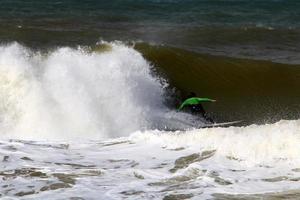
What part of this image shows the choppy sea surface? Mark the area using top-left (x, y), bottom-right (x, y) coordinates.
top-left (1, 1), bottom-right (300, 199)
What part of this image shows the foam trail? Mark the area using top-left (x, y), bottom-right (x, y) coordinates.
top-left (0, 42), bottom-right (168, 140)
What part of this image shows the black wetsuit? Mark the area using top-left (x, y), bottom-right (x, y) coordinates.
top-left (187, 104), bottom-right (213, 122)
top-left (185, 93), bottom-right (214, 123)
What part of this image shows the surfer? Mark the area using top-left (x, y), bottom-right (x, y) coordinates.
top-left (179, 92), bottom-right (215, 123)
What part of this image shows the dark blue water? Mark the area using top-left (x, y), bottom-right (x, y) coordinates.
top-left (0, 0), bottom-right (299, 62)
top-left (1, 0), bottom-right (299, 26)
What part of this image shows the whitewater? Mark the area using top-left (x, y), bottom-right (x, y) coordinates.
top-left (1, 42), bottom-right (300, 199)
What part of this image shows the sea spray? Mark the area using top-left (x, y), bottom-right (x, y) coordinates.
top-left (0, 42), bottom-right (166, 140)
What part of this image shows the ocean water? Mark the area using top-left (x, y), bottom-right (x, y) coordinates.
top-left (0, 0), bottom-right (299, 62)
top-left (1, 1), bottom-right (300, 199)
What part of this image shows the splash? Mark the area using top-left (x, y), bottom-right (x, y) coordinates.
top-left (0, 42), bottom-right (167, 140)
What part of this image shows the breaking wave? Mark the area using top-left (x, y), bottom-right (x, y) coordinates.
top-left (0, 42), bottom-right (168, 140)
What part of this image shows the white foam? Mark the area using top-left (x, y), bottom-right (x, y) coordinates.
top-left (2, 125), bottom-right (300, 199)
top-left (130, 119), bottom-right (300, 166)
top-left (1, 42), bottom-right (300, 166)
top-left (1, 42), bottom-right (300, 199)
top-left (0, 42), bottom-right (167, 140)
